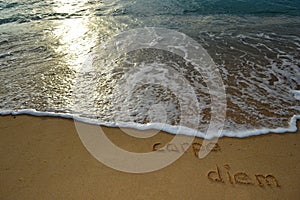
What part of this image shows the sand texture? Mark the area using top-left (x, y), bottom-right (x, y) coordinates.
top-left (1, 115), bottom-right (300, 199)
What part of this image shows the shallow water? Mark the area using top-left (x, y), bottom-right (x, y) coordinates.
top-left (0, 0), bottom-right (299, 137)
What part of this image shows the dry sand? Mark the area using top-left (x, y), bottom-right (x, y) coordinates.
top-left (0, 115), bottom-right (300, 199)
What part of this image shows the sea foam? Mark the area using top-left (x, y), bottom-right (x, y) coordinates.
top-left (1, 109), bottom-right (299, 139)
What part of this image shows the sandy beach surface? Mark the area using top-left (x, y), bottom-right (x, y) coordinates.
top-left (0, 115), bottom-right (299, 199)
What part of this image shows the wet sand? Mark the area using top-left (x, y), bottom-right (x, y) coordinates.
top-left (0, 115), bottom-right (300, 199)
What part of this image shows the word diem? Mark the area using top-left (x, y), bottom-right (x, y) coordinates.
top-left (207, 164), bottom-right (280, 188)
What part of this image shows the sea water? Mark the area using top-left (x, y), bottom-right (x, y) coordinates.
top-left (0, 0), bottom-right (299, 138)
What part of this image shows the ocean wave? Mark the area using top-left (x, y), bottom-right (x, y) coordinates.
top-left (0, 0), bottom-right (299, 139)
top-left (1, 109), bottom-right (299, 139)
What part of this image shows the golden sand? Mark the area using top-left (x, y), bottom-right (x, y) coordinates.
top-left (1, 115), bottom-right (300, 199)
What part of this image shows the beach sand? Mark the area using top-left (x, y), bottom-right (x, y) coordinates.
top-left (0, 115), bottom-right (299, 199)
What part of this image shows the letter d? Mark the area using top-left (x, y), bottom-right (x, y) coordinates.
top-left (207, 165), bottom-right (224, 182)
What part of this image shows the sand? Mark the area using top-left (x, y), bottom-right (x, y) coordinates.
top-left (0, 115), bottom-right (300, 199)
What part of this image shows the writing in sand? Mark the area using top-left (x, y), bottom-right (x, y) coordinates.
top-left (207, 164), bottom-right (280, 188)
top-left (152, 142), bottom-right (221, 157)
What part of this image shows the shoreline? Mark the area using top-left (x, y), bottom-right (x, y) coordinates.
top-left (1, 110), bottom-right (299, 139)
top-left (1, 115), bottom-right (300, 199)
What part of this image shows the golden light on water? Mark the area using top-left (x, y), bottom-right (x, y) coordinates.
top-left (52, 0), bottom-right (96, 70)
top-left (53, 0), bottom-right (86, 14)
top-left (53, 18), bottom-right (89, 67)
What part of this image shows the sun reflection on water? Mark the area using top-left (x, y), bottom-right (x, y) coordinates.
top-left (52, 0), bottom-right (96, 70)
top-left (53, 0), bottom-right (87, 14)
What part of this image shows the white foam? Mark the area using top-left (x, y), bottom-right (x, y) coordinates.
top-left (1, 109), bottom-right (299, 139)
